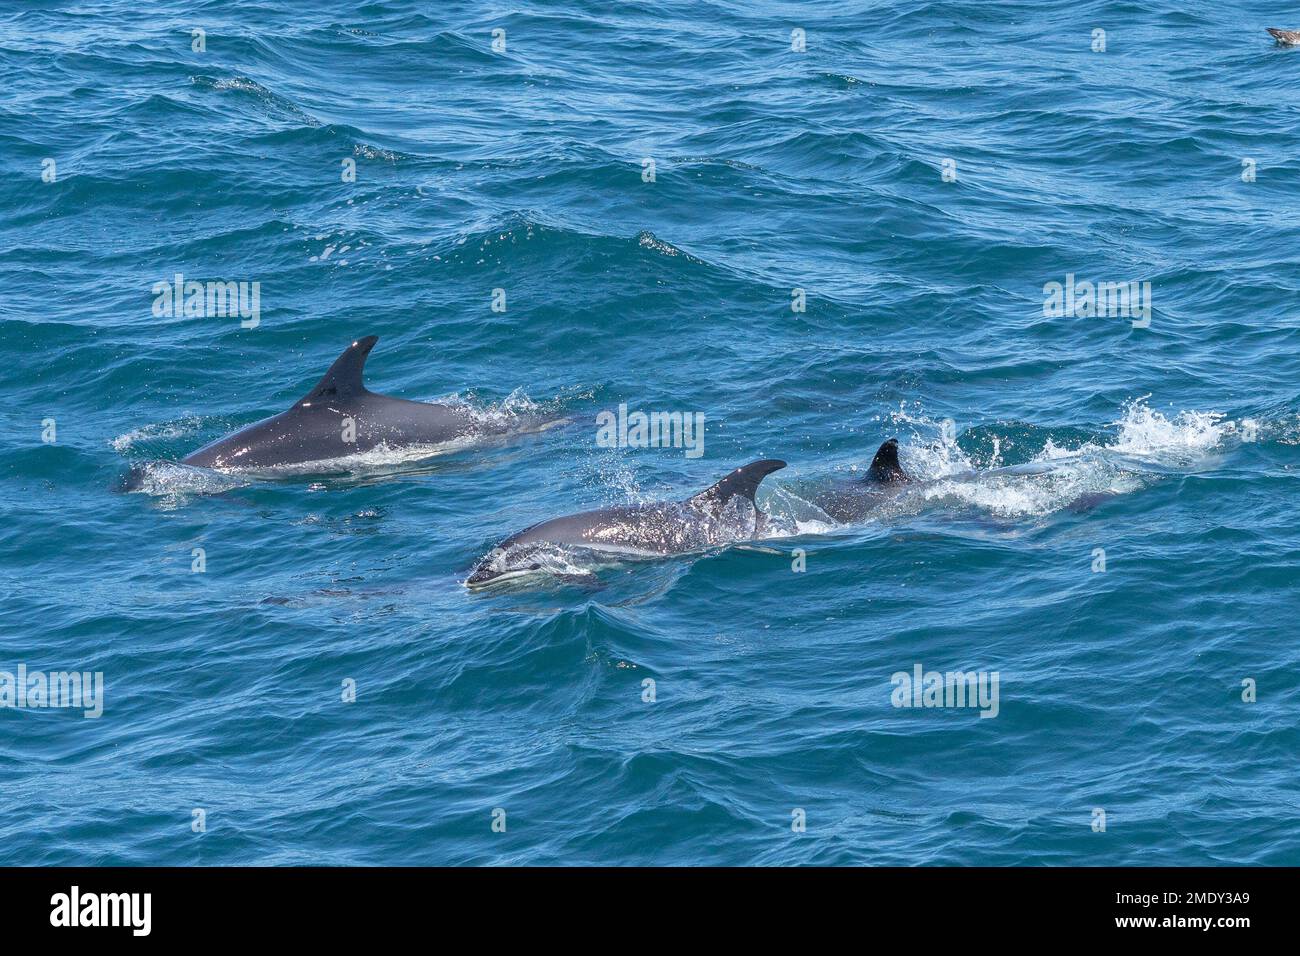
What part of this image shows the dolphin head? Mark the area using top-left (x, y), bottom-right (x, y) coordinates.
top-left (465, 461), bottom-right (787, 589)
top-left (464, 544), bottom-right (545, 589)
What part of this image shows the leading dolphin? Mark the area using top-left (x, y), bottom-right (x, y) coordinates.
top-left (466, 458), bottom-right (787, 588)
top-left (121, 335), bottom-right (552, 488)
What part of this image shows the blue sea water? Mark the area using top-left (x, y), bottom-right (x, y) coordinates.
top-left (2, 0), bottom-right (1299, 866)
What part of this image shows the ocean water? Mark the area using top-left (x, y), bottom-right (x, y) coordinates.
top-left (2, 0), bottom-right (1299, 866)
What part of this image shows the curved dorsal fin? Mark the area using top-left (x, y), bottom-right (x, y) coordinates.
top-left (866, 438), bottom-right (908, 482)
top-left (687, 459), bottom-right (786, 516)
top-left (295, 336), bottom-right (378, 407)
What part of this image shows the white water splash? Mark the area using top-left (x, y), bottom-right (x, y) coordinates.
top-left (124, 461), bottom-right (251, 500)
top-left (917, 463), bottom-right (1118, 518)
top-left (110, 416), bottom-right (205, 453)
top-left (429, 386), bottom-right (561, 432)
top-left (1107, 398), bottom-right (1228, 464)
top-left (860, 397), bottom-right (1233, 520)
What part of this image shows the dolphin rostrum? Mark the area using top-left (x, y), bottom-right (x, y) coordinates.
top-left (123, 335), bottom-right (548, 487)
top-left (466, 458), bottom-right (787, 587)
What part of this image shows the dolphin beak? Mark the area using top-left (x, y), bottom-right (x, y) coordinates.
top-left (465, 549), bottom-right (546, 590)
top-left (465, 564), bottom-right (500, 588)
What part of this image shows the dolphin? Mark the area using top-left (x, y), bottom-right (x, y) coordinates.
top-left (465, 458), bottom-right (787, 588)
top-left (121, 335), bottom-right (549, 488)
top-left (1267, 28), bottom-right (1300, 45)
top-left (811, 437), bottom-right (1121, 522)
top-left (810, 438), bottom-right (912, 522)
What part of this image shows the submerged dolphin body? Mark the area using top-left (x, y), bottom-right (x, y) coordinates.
top-left (811, 437), bottom-right (1120, 522)
top-left (466, 459), bottom-right (787, 588)
top-left (811, 438), bottom-right (912, 522)
top-left (122, 336), bottom-right (547, 488)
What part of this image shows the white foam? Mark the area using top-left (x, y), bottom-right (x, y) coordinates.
top-left (125, 461), bottom-right (251, 502)
top-left (1107, 397), bottom-right (1228, 463)
top-left (839, 397), bottom-right (1231, 522)
top-left (769, 516), bottom-right (837, 538)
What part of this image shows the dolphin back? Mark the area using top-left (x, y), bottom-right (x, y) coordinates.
top-left (686, 459), bottom-right (786, 516)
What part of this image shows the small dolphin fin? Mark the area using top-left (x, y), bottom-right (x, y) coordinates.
top-left (866, 438), bottom-right (908, 482)
top-left (294, 336), bottom-right (378, 407)
top-left (687, 459), bottom-right (786, 515)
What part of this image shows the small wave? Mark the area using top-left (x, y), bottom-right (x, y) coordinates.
top-left (110, 416), bottom-right (205, 453)
top-left (189, 74), bottom-right (321, 126)
top-left (353, 143), bottom-right (403, 162)
top-left (819, 72), bottom-right (866, 88)
top-left (635, 230), bottom-right (704, 263)
top-left (424, 390), bottom-right (558, 430)
top-left (668, 155), bottom-right (765, 173)
top-left (206, 76), bottom-right (267, 95)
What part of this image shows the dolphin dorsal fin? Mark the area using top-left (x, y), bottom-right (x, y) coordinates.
top-left (687, 459), bottom-right (786, 516)
top-left (295, 336), bottom-right (378, 407)
top-left (866, 438), bottom-right (908, 482)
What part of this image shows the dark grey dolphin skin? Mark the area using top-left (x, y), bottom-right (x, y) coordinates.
top-left (466, 459), bottom-right (787, 587)
top-left (1267, 28), bottom-right (1300, 44)
top-left (122, 336), bottom-right (537, 488)
top-left (811, 438), bottom-right (911, 522)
